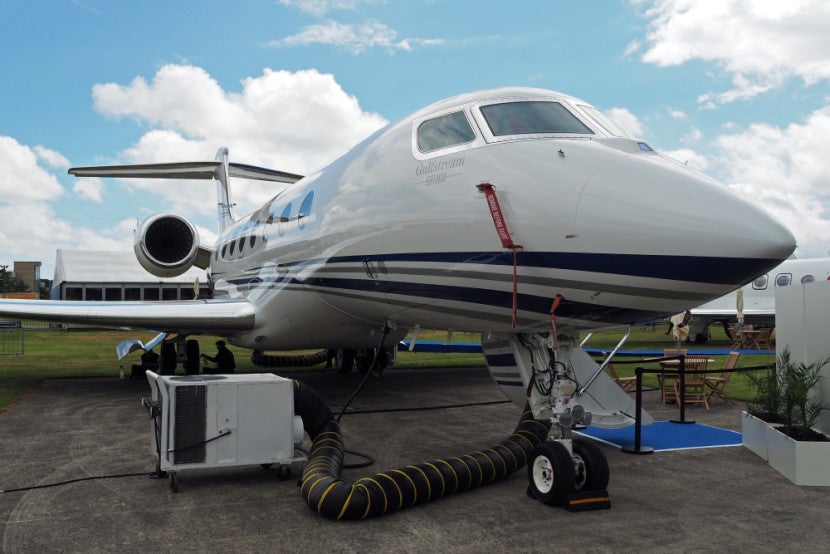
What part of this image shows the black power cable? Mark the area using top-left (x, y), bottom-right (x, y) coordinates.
top-left (1, 472), bottom-right (151, 494)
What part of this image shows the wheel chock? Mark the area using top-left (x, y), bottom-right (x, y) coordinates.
top-left (563, 489), bottom-right (611, 512)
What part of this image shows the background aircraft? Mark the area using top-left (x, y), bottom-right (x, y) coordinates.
top-left (688, 257), bottom-right (830, 343)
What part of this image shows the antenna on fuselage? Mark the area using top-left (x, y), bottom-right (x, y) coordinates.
top-left (215, 147), bottom-right (235, 233)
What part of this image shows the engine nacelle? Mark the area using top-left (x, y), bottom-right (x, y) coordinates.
top-left (134, 213), bottom-right (201, 278)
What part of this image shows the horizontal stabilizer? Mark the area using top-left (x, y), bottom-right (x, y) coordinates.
top-left (69, 161), bottom-right (303, 184)
top-left (0, 298), bottom-right (255, 336)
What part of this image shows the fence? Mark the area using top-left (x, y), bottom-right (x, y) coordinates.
top-left (0, 320), bottom-right (24, 356)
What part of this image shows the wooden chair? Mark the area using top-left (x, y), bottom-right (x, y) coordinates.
top-left (705, 351), bottom-right (740, 404)
top-left (605, 360), bottom-right (637, 392)
top-left (754, 328), bottom-right (774, 350)
top-left (672, 355), bottom-right (710, 410)
top-left (657, 349), bottom-right (688, 404)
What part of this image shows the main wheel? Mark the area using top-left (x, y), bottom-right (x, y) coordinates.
top-left (184, 339), bottom-right (200, 375)
top-left (528, 441), bottom-right (574, 506)
top-left (572, 437), bottom-right (610, 491)
top-left (336, 349), bottom-right (356, 374)
top-left (160, 342), bottom-right (177, 375)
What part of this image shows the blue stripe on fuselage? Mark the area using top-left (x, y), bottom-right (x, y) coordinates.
top-left (261, 251), bottom-right (778, 286)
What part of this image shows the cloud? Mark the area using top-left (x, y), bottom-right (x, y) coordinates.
top-left (661, 147), bottom-right (709, 171)
top-left (277, 0), bottom-right (378, 16)
top-left (73, 178), bottom-right (105, 203)
top-left (91, 64), bottom-right (388, 218)
top-left (33, 145), bottom-right (70, 169)
top-left (267, 19), bottom-right (444, 54)
top-left (712, 106), bottom-right (830, 256)
top-left (0, 200), bottom-right (131, 273)
top-left (635, 0), bottom-right (830, 105)
top-left (605, 107), bottom-right (644, 137)
top-left (0, 136), bottom-right (65, 203)
top-left (0, 136), bottom-right (137, 272)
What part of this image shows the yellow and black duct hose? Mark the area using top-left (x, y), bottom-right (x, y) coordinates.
top-left (293, 380), bottom-right (552, 520)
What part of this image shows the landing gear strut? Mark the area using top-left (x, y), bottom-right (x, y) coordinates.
top-left (485, 331), bottom-right (612, 510)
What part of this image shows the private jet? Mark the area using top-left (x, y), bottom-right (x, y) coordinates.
top-left (0, 88), bottom-right (795, 512)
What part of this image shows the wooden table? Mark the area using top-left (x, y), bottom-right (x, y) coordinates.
top-left (650, 358), bottom-right (714, 404)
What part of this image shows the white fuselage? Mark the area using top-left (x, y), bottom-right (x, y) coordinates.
top-left (207, 88), bottom-right (795, 350)
top-left (691, 257), bottom-right (830, 330)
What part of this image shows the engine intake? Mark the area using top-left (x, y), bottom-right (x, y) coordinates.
top-left (134, 213), bottom-right (201, 277)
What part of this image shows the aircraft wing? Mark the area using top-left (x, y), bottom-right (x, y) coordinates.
top-left (690, 307), bottom-right (773, 317)
top-left (0, 298), bottom-right (255, 335)
top-left (69, 161), bottom-right (303, 184)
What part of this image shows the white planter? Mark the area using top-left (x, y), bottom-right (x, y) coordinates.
top-left (741, 411), bottom-right (769, 461)
top-left (766, 424), bottom-right (830, 486)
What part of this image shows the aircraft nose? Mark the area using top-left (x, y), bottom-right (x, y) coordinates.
top-left (576, 154), bottom-right (796, 286)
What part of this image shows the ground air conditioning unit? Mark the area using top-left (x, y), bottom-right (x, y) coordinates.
top-left (144, 371), bottom-right (305, 491)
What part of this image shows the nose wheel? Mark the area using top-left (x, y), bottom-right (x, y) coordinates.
top-left (528, 441), bottom-right (574, 505)
top-left (528, 438), bottom-right (610, 508)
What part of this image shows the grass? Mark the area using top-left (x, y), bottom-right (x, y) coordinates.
top-left (0, 324), bottom-right (772, 411)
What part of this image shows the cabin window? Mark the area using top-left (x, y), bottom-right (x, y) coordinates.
top-left (278, 203), bottom-right (292, 237)
top-left (144, 288), bottom-right (160, 301)
top-left (162, 287), bottom-right (178, 300)
top-left (298, 192), bottom-right (314, 230)
top-left (417, 111), bottom-right (476, 153)
top-left (480, 101), bottom-right (593, 136)
top-left (801, 274), bottom-right (815, 284)
top-left (752, 275), bottom-right (768, 290)
top-left (250, 235), bottom-right (257, 249)
top-left (125, 288), bottom-right (141, 301)
top-left (775, 273), bottom-right (792, 287)
top-left (238, 237), bottom-right (246, 255)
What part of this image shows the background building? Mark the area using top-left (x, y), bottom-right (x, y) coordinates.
top-left (51, 249), bottom-right (211, 301)
top-left (12, 261), bottom-right (41, 294)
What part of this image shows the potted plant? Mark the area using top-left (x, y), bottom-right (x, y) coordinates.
top-left (742, 355), bottom-right (784, 460)
top-left (747, 350), bottom-right (830, 485)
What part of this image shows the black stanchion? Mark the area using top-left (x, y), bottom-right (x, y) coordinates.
top-left (622, 366), bottom-right (654, 455)
top-left (670, 354), bottom-right (695, 425)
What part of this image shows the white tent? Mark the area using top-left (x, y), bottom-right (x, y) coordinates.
top-left (51, 249), bottom-right (209, 301)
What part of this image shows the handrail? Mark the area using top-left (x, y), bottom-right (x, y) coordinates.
top-left (577, 325), bottom-right (631, 395)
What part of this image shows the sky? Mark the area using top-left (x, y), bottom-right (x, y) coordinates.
top-left (2, 0), bottom-right (830, 278)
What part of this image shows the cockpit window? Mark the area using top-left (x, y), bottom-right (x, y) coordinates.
top-left (480, 101), bottom-right (593, 136)
top-left (576, 104), bottom-right (634, 138)
top-left (417, 111), bottom-right (476, 153)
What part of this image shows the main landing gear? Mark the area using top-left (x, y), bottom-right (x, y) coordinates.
top-left (159, 337), bottom-right (201, 375)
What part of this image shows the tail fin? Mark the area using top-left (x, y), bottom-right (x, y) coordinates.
top-left (215, 147), bottom-right (233, 231)
top-left (69, 148), bottom-right (304, 232)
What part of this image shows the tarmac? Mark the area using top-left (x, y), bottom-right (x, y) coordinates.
top-left (1, 365), bottom-right (828, 553)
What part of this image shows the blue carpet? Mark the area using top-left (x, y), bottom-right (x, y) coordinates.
top-left (575, 421), bottom-right (742, 451)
